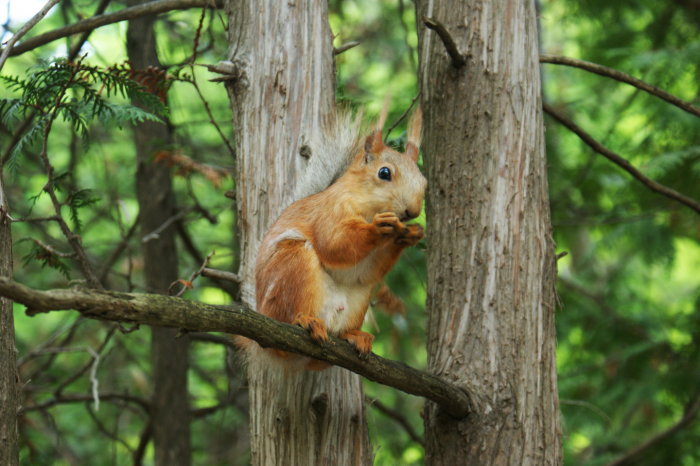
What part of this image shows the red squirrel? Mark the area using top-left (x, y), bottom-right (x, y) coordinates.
top-left (243, 103), bottom-right (426, 370)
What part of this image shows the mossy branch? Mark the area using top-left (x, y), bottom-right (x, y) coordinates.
top-left (0, 277), bottom-right (474, 418)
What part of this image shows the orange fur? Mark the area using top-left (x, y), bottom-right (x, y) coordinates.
top-left (252, 105), bottom-right (426, 370)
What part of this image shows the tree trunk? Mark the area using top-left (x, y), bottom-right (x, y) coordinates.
top-left (0, 175), bottom-right (19, 466)
top-left (126, 7), bottom-right (191, 466)
top-left (415, 0), bottom-right (563, 464)
top-left (224, 1), bottom-right (372, 464)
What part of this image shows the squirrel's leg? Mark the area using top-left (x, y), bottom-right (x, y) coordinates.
top-left (360, 223), bottom-right (425, 285)
top-left (256, 239), bottom-right (328, 343)
top-left (314, 213), bottom-right (411, 269)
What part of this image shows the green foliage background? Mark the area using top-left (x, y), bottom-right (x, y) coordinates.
top-left (2, 0), bottom-right (700, 465)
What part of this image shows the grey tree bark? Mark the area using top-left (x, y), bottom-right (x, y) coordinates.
top-left (415, 0), bottom-right (563, 465)
top-left (224, 1), bottom-right (372, 464)
top-left (126, 6), bottom-right (191, 466)
top-left (0, 175), bottom-right (19, 466)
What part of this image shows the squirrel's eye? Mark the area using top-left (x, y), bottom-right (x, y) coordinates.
top-left (378, 167), bottom-right (391, 181)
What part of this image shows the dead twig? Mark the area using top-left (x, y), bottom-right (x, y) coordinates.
top-left (422, 16), bottom-right (466, 68)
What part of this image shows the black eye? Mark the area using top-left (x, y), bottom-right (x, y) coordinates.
top-left (378, 167), bottom-right (391, 181)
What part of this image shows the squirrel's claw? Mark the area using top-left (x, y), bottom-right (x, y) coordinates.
top-left (293, 313), bottom-right (329, 344)
top-left (395, 224), bottom-right (424, 246)
top-left (339, 330), bottom-right (374, 359)
top-left (373, 212), bottom-right (407, 236)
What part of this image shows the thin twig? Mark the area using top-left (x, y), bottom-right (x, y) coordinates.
top-left (333, 41), bottom-right (360, 56)
top-left (98, 215), bottom-right (140, 284)
top-left (67, 0), bottom-right (111, 59)
top-left (0, 0), bottom-right (60, 72)
top-left (30, 346), bottom-right (102, 410)
top-left (560, 399), bottom-right (614, 431)
top-left (367, 396), bottom-right (425, 446)
top-left (603, 395), bottom-right (700, 466)
top-left (543, 102), bottom-right (700, 216)
top-left (29, 239), bottom-right (77, 259)
top-left (7, 0), bottom-right (224, 57)
top-left (539, 54), bottom-right (700, 120)
top-left (141, 210), bottom-right (188, 243)
top-left (85, 402), bottom-right (134, 452)
top-left (201, 267), bottom-right (240, 283)
top-left (10, 215), bottom-right (60, 223)
top-left (53, 325), bottom-right (116, 397)
top-left (18, 391), bottom-right (150, 415)
top-left (422, 16), bottom-right (466, 68)
top-left (384, 93), bottom-right (421, 143)
top-left (169, 250), bottom-right (215, 297)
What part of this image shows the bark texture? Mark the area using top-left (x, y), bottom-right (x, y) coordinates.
top-left (0, 176), bottom-right (19, 466)
top-left (415, 0), bottom-right (563, 464)
top-left (126, 7), bottom-right (191, 466)
top-left (225, 0), bottom-right (372, 464)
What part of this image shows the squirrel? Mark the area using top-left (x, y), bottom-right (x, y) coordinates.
top-left (241, 101), bottom-right (426, 371)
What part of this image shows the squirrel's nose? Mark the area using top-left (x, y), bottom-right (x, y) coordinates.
top-left (404, 209), bottom-right (418, 221)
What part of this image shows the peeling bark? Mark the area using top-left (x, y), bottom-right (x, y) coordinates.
top-left (415, 0), bottom-right (563, 464)
top-left (224, 0), bottom-right (372, 463)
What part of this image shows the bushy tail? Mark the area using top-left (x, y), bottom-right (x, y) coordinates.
top-left (293, 107), bottom-right (365, 202)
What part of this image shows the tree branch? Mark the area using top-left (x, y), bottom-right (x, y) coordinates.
top-left (366, 397), bottom-right (425, 447)
top-left (422, 16), bottom-right (466, 68)
top-left (539, 54), bottom-right (700, 120)
top-left (19, 392), bottom-right (150, 415)
top-left (603, 395), bottom-right (700, 466)
top-left (542, 102), bottom-right (700, 216)
top-left (333, 41), bottom-right (359, 56)
top-left (7, 0), bottom-right (224, 58)
top-left (0, 277), bottom-right (474, 419)
top-left (0, 0), bottom-right (60, 71)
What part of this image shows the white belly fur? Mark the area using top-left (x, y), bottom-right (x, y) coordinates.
top-left (318, 272), bottom-right (370, 335)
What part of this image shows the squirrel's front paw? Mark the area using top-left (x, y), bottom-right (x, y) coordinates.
top-left (339, 330), bottom-right (374, 358)
top-left (395, 224), bottom-right (424, 246)
top-left (373, 212), bottom-right (408, 236)
top-left (292, 313), bottom-right (328, 343)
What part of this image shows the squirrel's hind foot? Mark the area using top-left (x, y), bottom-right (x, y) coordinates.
top-left (292, 313), bottom-right (329, 343)
top-left (340, 330), bottom-right (374, 359)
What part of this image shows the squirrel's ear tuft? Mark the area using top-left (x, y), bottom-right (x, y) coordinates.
top-left (376, 93), bottom-right (390, 131)
top-left (405, 105), bottom-right (422, 163)
top-left (364, 130), bottom-right (384, 157)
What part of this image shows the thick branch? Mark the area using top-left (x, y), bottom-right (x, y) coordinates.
top-left (603, 396), bottom-right (700, 466)
top-left (8, 0), bottom-right (223, 58)
top-left (0, 278), bottom-right (473, 418)
top-left (543, 102), bottom-right (700, 216)
top-left (539, 54), bottom-right (700, 119)
top-left (422, 16), bottom-right (466, 67)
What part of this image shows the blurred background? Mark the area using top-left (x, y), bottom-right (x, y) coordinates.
top-left (2, 0), bottom-right (700, 464)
